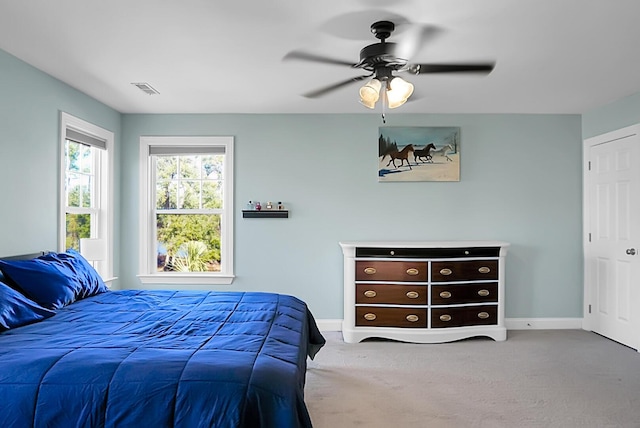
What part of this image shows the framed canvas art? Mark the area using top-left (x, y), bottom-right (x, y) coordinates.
top-left (378, 126), bottom-right (460, 182)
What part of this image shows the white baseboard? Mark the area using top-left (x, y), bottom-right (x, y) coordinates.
top-left (315, 319), bottom-right (342, 332)
top-left (505, 317), bottom-right (583, 330)
top-left (315, 318), bottom-right (584, 332)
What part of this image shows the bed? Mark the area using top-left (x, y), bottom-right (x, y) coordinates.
top-left (0, 250), bottom-right (325, 428)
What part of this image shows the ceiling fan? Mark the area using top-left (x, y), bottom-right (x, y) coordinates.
top-left (284, 20), bottom-right (495, 110)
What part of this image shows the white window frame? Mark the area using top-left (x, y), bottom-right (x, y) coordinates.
top-left (59, 112), bottom-right (114, 281)
top-left (138, 136), bottom-right (234, 285)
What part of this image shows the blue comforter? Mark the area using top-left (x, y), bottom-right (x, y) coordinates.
top-left (0, 290), bottom-right (325, 428)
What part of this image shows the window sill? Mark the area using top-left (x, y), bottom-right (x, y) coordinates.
top-left (137, 273), bottom-right (235, 285)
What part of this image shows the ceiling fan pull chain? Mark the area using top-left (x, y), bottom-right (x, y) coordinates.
top-left (381, 83), bottom-right (387, 123)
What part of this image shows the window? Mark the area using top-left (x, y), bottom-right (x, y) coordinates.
top-left (139, 136), bottom-right (234, 284)
top-left (59, 112), bottom-right (114, 280)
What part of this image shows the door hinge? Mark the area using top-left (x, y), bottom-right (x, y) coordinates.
top-left (588, 161), bottom-right (591, 171)
top-left (588, 233), bottom-right (591, 242)
top-left (588, 304), bottom-right (592, 314)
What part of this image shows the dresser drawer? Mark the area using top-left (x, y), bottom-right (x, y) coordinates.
top-left (356, 284), bottom-right (427, 305)
top-left (355, 261), bottom-right (428, 282)
top-left (431, 305), bottom-right (498, 328)
top-left (356, 307), bottom-right (427, 328)
top-left (431, 283), bottom-right (498, 305)
top-left (431, 260), bottom-right (498, 282)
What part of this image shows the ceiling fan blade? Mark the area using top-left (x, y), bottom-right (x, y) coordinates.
top-left (283, 50), bottom-right (357, 67)
top-left (407, 62), bottom-right (495, 74)
top-left (302, 75), bottom-right (372, 98)
top-left (394, 24), bottom-right (442, 60)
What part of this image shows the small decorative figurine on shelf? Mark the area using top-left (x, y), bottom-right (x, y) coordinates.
top-left (277, 202), bottom-right (284, 210)
top-left (266, 201), bottom-right (273, 210)
top-left (247, 200), bottom-right (255, 210)
top-left (255, 201), bottom-right (262, 211)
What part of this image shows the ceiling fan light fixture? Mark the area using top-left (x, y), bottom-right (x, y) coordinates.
top-left (386, 76), bottom-right (414, 109)
top-left (359, 78), bottom-right (382, 109)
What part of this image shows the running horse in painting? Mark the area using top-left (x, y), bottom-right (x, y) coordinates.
top-left (382, 144), bottom-right (415, 170)
top-left (413, 143), bottom-right (436, 164)
top-left (432, 144), bottom-right (454, 162)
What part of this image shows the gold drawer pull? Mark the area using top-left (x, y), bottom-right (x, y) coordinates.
top-left (406, 268), bottom-right (420, 276)
top-left (406, 291), bottom-right (420, 299)
top-left (363, 267), bottom-right (377, 275)
top-left (439, 314), bottom-right (452, 322)
top-left (477, 312), bottom-right (490, 319)
top-left (477, 289), bottom-right (490, 297)
top-left (439, 268), bottom-right (452, 276)
top-left (363, 313), bottom-right (377, 321)
top-left (478, 266), bottom-right (491, 274)
top-left (406, 314), bottom-right (420, 323)
top-left (439, 291), bottom-right (452, 299)
top-left (363, 290), bottom-right (377, 298)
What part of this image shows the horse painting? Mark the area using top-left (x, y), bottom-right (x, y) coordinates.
top-left (378, 126), bottom-right (460, 182)
top-left (381, 144), bottom-right (414, 170)
top-left (413, 143), bottom-right (436, 164)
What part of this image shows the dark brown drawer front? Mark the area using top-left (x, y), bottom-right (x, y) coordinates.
top-left (431, 305), bottom-right (498, 328)
top-left (356, 307), bottom-right (427, 328)
top-left (356, 284), bottom-right (428, 305)
top-left (431, 260), bottom-right (498, 282)
top-left (355, 261), bottom-right (428, 282)
top-left (431, 283), bottom-right (498, 305)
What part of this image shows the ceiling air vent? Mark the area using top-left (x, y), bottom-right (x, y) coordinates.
top-left (131, 82), bottom-right (160, 95)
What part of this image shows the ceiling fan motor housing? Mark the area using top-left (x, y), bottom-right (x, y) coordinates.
top-left (359, 42), bottom-right (407, 70)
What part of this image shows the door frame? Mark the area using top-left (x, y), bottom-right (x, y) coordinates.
top-left (582, 123), bottom-right (640, 333)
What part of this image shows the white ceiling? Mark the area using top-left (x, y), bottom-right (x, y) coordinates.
top-left (1, 0), bottom-right (639, 115)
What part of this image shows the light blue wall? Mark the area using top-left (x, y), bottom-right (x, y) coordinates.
top-left (0, 49), bottom-right (121, 271)
top-left (582, 91), bottom-right (640, 138)
top-left (121, 113), bottom-right (583, 319)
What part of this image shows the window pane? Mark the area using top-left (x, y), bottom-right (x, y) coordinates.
top-left (156, 156), bottom-right (177, 180)
top-left (66, 140), bottom-right (95, 209)
top-left (202, 181), bottom-right (223, 209)
top-left (81, 175), bottom-right (93, 208)
top-left (79, 144), bottom-right (93, 174)
top-left (181, 180), bottom-right (201, 209)
top-left (66, 213), bottom-right (91, 251)
top-left (66, 140), bottom-right (80, 172)
top-left (179, 156), bottom-right (199, 179)
top-left (66, 174), bottom-right (92, 208)
top-left (156, 214), bottom-right (221, 272)
top-left (156, 180), bottom-right (177, 209)
top-left (202, 155), bottom-right (223, 179)
top-left (67, 172), bottom-right (80, 207)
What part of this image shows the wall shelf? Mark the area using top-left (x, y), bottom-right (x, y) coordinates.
top-left (242, 210), bottom-right (288, 219)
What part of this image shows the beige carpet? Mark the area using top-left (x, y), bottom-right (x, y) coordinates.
top-left (305, 330), bottom-right (640, 428)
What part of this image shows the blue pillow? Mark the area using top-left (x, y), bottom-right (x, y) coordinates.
top-left (40, 249), bottom-right (108, 299)
top-left (0, 280), bottom-right (55, 331)
top-left (0, 250), bottom-right (108, 310)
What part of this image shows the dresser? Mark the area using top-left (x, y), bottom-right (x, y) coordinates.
top-left (340, 241), bottom-right (510, 343)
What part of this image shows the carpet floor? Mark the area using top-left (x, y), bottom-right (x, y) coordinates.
top-left (305, 330), bottom-right (640, 428)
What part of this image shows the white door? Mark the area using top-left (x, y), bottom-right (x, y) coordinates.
top-left (584, 124), bottom-right (640, 350)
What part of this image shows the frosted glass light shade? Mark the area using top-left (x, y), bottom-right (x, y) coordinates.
top-left (386, 77), bottom-right (414, 109)
top-left (359, 78), bottom-right (382, 109)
